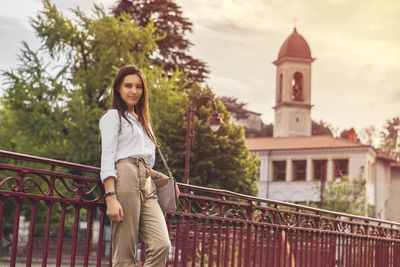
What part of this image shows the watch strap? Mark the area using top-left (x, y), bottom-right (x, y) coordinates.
top-left (104, 191), bottom-right (116, 198)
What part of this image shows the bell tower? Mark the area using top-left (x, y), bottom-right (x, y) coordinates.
top-left (273, 28), bottom-right (315, 137)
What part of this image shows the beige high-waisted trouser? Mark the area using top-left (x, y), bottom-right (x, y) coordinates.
top-left (112, 157), bottom-right (171, 267)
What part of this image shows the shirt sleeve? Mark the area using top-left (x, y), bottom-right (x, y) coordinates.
top-left (99, 109), bottom-right (120, 182)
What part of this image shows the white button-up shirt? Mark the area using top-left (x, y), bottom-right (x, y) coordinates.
top-left (99, 109), bottom-right (156, 182)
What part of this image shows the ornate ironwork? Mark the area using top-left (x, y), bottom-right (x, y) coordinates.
top-left (1, 149), bottom-right (400, 267)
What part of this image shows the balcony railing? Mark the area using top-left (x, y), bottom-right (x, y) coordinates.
top-left (1, 149), bottom-right (399, 267)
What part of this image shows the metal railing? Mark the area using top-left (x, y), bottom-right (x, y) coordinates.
top-left (1, 149), bottom-right (399, 267)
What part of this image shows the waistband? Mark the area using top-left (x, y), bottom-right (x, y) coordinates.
top-left (115, 157), bottom-right (155, 200)
top-left (116, 157), bottom-right (150, 169)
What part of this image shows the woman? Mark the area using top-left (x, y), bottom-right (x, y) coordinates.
top-left (99, 65), bottom-right (176, 266)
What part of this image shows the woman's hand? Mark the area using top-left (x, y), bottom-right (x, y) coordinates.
top-left (158, 172), bottom-right (180, 198)
top-left (158, 172), bottom-right (169, 180)
top-left (175, 183), bottom-right (181, 198)
top-left (151, 169), bottom-right (180, 198)
top-left (106, 196), bottom-right (124, 222)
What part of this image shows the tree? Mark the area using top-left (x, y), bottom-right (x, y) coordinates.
top-left (322, 171), bottom-right (367, 216)
top-left (183, 87), bottom-right (258, 195)
top-left (1, 43), bottom-right (71, 159)
top-left (220, 96), bottom-right (249, 120)
top-left (0, 0), bottom-right (258, 195)
top-left (221, 96), bottom-right (273, 138)
top-left (379, 117), bottom-right (400, 159)
top-left (312, 120), bottom-right (333, 136)
top-left (246, 123), bottom-right (273, 138)
top-left (359, 125), bottom-right (379, 147)
top-left (0, 2), bottom-right (186, 233)
top-left (113, 0), bottom-right (209, 85)
top-left (0, 0), bottom-right (176, 166)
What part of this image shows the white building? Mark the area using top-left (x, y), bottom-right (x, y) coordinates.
top-left (221, 97), bottom-right (264, 133)
top-left (232, 110), bottom-right (263, 132)
top-left (246, 28), bottom-right (400, 220)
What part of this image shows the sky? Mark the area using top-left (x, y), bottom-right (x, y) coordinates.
top-left (1, 0), bottom-right (399, 138)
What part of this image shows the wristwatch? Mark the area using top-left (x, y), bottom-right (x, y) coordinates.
top-left (104, 191), bottom-right (116, 199)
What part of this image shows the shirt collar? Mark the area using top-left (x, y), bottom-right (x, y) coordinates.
top-left (126, 111), bottom-right (142, 126)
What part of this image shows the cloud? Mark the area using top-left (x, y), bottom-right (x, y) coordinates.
top-left (200, 20), bottom-right (263, 36)
top-left (0, 0), bottom-right (42, 27)
top-left (0, 16), bottom-right (40, 72)
top-left (1, 0), bottom-right (399, 131)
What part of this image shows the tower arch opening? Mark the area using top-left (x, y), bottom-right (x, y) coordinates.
top-left (278, 73), bottom-right (283, 102)
top-left (291, 72), bottom-right (303, 101)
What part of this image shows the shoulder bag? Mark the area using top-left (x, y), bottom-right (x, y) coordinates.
top-left (153, 145), bottom-right (178, 211)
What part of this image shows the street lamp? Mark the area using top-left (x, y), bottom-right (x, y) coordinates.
top-left (184, 95), bottom-right (221, 184)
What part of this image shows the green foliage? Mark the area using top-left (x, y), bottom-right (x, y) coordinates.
top-left (1, 43), bottom-right (69, 158)
top-left (145, 67), bottom-right (188, 173)
top-left (113, 0), bottom-right (209, 84)
top-left (246, 123), bottom-right (273, 137)
top-left (1, 0), bottom-right (160, 164)
top-left (0, 109), bottom-right (18, 151)
top-left (220, 96), bottom-right (273, 138)
top-left (379, 116), bottom-right (400, 159)
top-left (0, 0), bottom-right (258, 196)
top-left (322, 172), bottom-right (367, 216)
top-left (183, 86), bottom-right (258, 195)
top-left (312, 119), bottom-right (333, 136)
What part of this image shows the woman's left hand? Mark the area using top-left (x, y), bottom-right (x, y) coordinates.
top-left (158, 172), bottom-right (180, 198)
top-left (152, 169), bottom-right (180, 198)
top-left (175, 183), bottom-right (180, 198)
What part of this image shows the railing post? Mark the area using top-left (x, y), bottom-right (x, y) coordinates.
top-left (9, 197), bottom-right (21, 267)
top-left (83, 207), bottom-right (94, 267)
top-left (70, 205), bottom-right (81, 267)
top-left (96, 205), bottom-right (106, 267)
top-left (0, 197), bottom-right (4, 257)
top-left (56, 203), bottom-right (68, 267)
top-left (244, 200), bottom-right (254, 267)
top-left (41, 201), bottom-right (54, 267)
top-left (25, 199), bottom-right (38, 266)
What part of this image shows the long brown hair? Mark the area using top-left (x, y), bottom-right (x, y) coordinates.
top-left (110, 65), bottom-right (157, 144)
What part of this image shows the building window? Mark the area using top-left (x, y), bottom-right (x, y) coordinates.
top-left (313, 160), bottom-right (327, 180)
top-left (273, 161), bottom-right (286, 181)
top-left (293, 160), bottom-right (306, 181)
top-left (334, 159), bottom-right (349, 178)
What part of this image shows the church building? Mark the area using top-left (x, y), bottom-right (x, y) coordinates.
top-left (245, 28), bottom-right (400, 220)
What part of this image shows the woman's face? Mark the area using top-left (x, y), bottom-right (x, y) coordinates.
top-left (119, 74), bottom-right (143, 112)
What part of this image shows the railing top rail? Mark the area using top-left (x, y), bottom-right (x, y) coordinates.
top-left (0, 149), bottom-right (99, 173)
top-left (179, 183), bottom-right (400, 227)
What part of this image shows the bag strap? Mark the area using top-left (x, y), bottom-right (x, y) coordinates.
top-left (156, 144), bottom-right (173, 178)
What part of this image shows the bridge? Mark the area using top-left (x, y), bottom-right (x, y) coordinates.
top-left (0, 149), bottom-right (399, 266)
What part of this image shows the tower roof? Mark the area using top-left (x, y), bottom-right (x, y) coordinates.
top-left (277, 28), bottom-right (312, 60)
